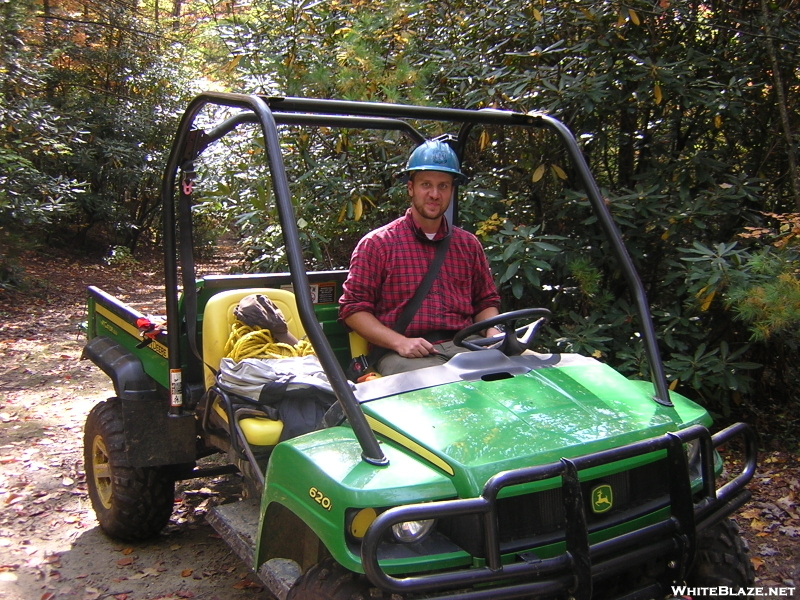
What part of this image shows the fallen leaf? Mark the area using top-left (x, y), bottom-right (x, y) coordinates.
top-left (776, 494), bottom-right (799, 518)
top-left (116, 557), bottom-right (134, 566)
top-left (4, 494), bottom-right (24, 506)
top-left (84, 587), bottom-right (101, 600)
top-left (751, 556), bottom-right (764, 570)
top-left (181, 569), bottom-right (193, 577)
top-left (233, 579), bottom-right (260, 590)
top-left (758, 545), bottom-right (780, 556)
top-left (121, 548), bottom-right (134, 555)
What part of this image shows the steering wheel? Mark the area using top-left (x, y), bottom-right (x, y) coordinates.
top-left (452, 308), bottom-right (552, 356)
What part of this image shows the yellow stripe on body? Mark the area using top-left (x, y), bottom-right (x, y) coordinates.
top-left (95, 304), bottom-right (169, 359)
top-left (365, 415), bottom-right (454, 476)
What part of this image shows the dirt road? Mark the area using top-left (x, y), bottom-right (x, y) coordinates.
top-left (0, 248), bottom-right (798, 600)
top-left (0, 252), bottom-right (270, 600)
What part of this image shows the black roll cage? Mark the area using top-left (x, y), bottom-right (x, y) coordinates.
top-left (161, 92), bottom-right (673, 467)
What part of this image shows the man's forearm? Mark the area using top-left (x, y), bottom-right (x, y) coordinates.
top-left (474, 306), bottom-right (501, 336)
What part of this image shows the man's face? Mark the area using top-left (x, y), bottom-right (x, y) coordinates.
top-left (408, 170), bottom-right (454, 224)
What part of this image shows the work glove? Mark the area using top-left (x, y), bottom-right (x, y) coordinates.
top-left (234, 294), bottom-right (289, 336)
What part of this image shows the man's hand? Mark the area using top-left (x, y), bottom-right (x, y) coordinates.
top-left (345, 312), bottom-right (437, 358)
top-left (393, 336), bottom-right (438, 358)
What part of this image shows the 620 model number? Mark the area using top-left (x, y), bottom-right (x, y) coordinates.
top-left (309, 487), bottom-right (332, 511)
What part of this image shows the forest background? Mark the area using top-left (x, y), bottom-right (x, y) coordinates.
top-left (2, 0), bottom-right (800, 444)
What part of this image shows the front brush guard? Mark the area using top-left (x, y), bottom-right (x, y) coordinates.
top-left (361, 422), bottom-right (757, 600)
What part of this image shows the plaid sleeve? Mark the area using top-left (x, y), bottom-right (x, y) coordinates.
top-left (339, 234), bottom-right (383, 323)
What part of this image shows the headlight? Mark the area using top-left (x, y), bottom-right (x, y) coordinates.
top-left (391, 519), bottom-right (435, 543)
top-left (685, 438), bottom-right (703, 480)
top-left (685, 439), bottom-right (701, 466)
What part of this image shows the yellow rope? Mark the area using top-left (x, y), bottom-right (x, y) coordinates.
top-left (223, 320), bottom-right (316, 362)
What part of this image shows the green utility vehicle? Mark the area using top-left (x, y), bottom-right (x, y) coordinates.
top-left (81, 93), bottom-right (757, 600)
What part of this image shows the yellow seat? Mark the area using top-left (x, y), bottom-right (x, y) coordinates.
top-left (349, 331), bottom-right (368, 358)
top-left (202, 288), bottom-right (306, 446)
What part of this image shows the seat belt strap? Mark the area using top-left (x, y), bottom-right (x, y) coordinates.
top-left (368, 234), bottom-right (451, 364)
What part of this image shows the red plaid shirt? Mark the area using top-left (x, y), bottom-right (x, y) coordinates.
top-left (339, 209), bottom-right (500, 338)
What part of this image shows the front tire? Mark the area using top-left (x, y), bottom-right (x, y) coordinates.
top-left (287, 558), bottom-right (400, 600)
top-left (686, 518), bottom-right (754, 594)
top-left (84, 398), bottom-right (175, 541)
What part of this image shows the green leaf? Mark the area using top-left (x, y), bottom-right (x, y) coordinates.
top-left (503, 239), bottom-right (524, 261)
top-left (501, 260), bottom-right (521, 283)
top-left (533, 241), bottom-right (562, 253)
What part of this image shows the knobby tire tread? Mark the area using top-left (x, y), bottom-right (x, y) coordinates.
top-left (84, 399), bottom-right (175, 541)
top-left (687, 517), bottom-right (755, 594)
top-left (287, 557), bottom-right (399, 600)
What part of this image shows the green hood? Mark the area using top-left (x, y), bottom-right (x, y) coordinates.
top-left (361, 356), bottom-right (709, 496)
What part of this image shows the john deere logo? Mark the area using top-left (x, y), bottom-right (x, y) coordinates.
top-left (591, 484), bottom-right (613, 514)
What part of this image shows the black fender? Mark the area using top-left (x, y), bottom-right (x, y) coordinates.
top-left (82, 336), bottom-right (197, 468)
top-left (82, 335), bottom-right (159, 401)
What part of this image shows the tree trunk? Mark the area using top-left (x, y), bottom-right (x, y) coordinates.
top-left (760, 0), bottom-right (800, 211)
top-left (172, 0), bottom-right (181, 30)
top-left (618, 85), bottom-right (638, 189)
top-left (1, 2), bottom-right (20, 103)
top-left (42, 0), bottom-right (57, 99)
top-left (42, 0), bottom-right (53, 46)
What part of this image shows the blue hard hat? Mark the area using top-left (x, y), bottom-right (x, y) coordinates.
top-left (397, 140), bottom-right (467, 184)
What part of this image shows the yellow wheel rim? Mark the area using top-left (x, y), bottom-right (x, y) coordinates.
top-left (91, 434), bottom-right (113, 509)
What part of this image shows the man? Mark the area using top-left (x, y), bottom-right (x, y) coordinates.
top-left (339, 139), bottom-right (501, 375)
